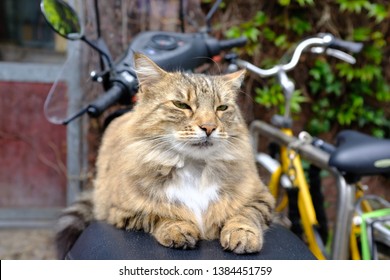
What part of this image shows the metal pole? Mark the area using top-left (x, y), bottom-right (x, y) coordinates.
top-left (66, 0), bottom-right (87, 205)
top-left (330, 173), bottom-right (355, 259)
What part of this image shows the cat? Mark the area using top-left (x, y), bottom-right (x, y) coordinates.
top-left (56, 53), bottom-right (274, 259)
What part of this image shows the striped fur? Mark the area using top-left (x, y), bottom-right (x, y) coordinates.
top-left (56, 53), bottom-right (274, 257)
top-left (55, 191), bottom-right (94, 259)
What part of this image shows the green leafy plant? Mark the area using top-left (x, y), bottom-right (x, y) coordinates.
top-left (308, 58), bottom-right (390, 137)
top-left (254, 82), bottom-right (307, 116)
top-left (222, 0), bottom-right (390, 138)
top-left (225, 11), bottom-right (268, 55)
top-left (278, 0), bottom-right (314, 6)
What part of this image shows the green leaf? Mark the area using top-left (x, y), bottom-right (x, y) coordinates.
top-left (308, 118), bottom-right (330, 135)
top-left (290, 90), bottom-right (308, 113)
top-left (352, 95), bottom-right (364, 108)
top-left (290, 17), bottom-right (312, 35)
top-left (263, 27), bottom-right (276, 41)
top-left (364, 46), bottom-right (383, 65)
top-left (352, 27), bottom-right (371, 41)
top-left (376, 81), bottom-right (390, 102)
top-left (366, 3), bottom-right (388, 23)
top-left (243, 27), bottom-right (261, 42)
top-left (296, 0), bottom-right (314, 6)
top-left (336, 63), bottom-right (355, 81)
top-left (255, 83), bottom-right (285, 114)
top-left (326, 81), bottom-right (342, 96)
top-left (274, 34), bottom-right (288, 47)
top-left (309, 80), bottom-right (322, 94)
top-left (278, 0), bottom-right (291, 6)
top-left (225, 26), bottom-right (241, 39)
top-left (253, 11), bottom-right (267, 26)
top-left (359, 65), bottom-right (381, 82)
top-left (372, 128), bottom-right (385, 138)
top-left (337, 0), bottom-right (368, 13)
top-left (309, 68), bottom-right (321, 81)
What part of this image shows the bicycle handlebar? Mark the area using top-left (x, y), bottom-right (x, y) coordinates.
top-left (298, 131), bottom-right (336, 154)
top-left (329, 37), bottom-right (363, 53)
top-left (236, 33), bottom-right (363, 77)
top-left (311, 137), bottom-right (336, 154)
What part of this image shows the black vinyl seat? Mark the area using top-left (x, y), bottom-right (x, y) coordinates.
top-left (329, 130), bottom-right (390, 176)
top-left (66, 221), bottom-right (316, 260)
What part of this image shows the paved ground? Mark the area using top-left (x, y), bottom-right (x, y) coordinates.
top-left (0, 228), bottom-right (57, 260)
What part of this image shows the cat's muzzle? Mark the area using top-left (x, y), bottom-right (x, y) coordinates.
top-left (191, 139), bottom-right (213, 148)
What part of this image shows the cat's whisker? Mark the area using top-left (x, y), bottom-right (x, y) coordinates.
top-left (191, 56), bottom-right (222, 75)
top-left (223, 138), bottom-right (245, 151)
top-left (127, 138), bottom-right (176, 159)
top-left (168, 141), bottom-right (190, 153)
top-left (176, 132), bottom-right (198, 138)
top-left (147, 136), bottom-right (190, 156)
top-left (215, 132), bottom-right (230, 139)
top-left (130, 134), bottom-right (198, 160)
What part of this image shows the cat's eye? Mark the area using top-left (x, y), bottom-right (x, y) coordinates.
top-left (217, 105), bottom-right (228, 111)
top-left (172, 101), bottom-right (191, 110)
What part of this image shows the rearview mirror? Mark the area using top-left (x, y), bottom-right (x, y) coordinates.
top-left (40, 0), bottom-right (83, 40)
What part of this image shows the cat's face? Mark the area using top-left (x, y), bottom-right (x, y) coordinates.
top-left (134, 54), bottom-right (246, 160)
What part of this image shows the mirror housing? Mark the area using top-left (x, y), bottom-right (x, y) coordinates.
top-left (40, 0), bottom-right (83, 40)
top-left (40, 0), bottom-right (113, 69)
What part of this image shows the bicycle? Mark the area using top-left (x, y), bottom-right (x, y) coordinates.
top-left (231, 33), bottom-right (390, 260)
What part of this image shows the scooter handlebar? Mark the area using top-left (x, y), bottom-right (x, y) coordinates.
top-left (218, 37), bottom-right (247, 51)
top-left (86, 34), bottom-right (247, 118)
top-left (87, 83), bottom-right (127, 118)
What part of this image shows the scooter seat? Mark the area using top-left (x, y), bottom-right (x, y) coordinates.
top-left (66, 221), bottom-right (316, 260)
top-left (329, 130), bottom-right (390, 176)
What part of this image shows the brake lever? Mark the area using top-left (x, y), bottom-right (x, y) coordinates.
top-left (326, 48), bottom-right (356, 64)
top-left (310, 46), bottom-right (357, 64)
top-left (317, 33), bottom-right (364, 53)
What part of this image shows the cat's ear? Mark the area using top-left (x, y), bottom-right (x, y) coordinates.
top-left (134, 53), bottom-right (168, 86)
top-left (223, 70), bottom-right (246, 91)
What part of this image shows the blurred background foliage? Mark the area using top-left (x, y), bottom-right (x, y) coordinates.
top-left (82, 0), bottom-right (389, 206)
top-left (206, 0), bottom-right (390, 138)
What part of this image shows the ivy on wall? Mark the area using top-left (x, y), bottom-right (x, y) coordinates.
top-left (221, 0), bottom-right (390, 137)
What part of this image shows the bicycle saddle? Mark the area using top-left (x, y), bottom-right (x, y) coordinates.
top-left (329, 130), bottom-right (390, 176)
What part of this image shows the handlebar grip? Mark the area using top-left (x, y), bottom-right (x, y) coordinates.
top-left (330, 38), bottom-right (363, 53)
top-left (312, 138), bottom-right (336, 154)
top-left (87, 83), bottom-right (126, 117)
top-left (219, 37), bottom-right (247, 50)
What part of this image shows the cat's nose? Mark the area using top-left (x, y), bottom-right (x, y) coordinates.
top-left (199, 123), bottom-right (217, 137)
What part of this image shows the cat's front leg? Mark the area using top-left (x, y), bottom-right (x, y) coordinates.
top-left (107, 207), bottom-right (200, 249)
top-left (153, 219), bottom-right (200, 249)
top-left (220, 192), bottom-right (274, 254)
top-left (220, 216), bottom-right (263, 254)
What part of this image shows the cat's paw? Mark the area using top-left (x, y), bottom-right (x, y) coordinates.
top-left (155, 221), bottom-right (200, 250)
top-left (220, 226), bottom-right (263, 254)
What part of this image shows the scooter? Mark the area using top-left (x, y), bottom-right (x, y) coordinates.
top-left (40, 0), bottom-right (316, 260)
top-left (41, 0), bottom-right (247, 125)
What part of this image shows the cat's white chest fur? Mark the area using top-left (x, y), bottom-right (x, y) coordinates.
top-left (165, 162), bottom-right (219, 233)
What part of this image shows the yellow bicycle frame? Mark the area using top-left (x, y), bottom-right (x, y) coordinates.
top-left (268, 128), bottom-right (327, 260)
top-left (349, 186), bottom-right (373, 260)
top-left (261, 125), bottom-right (381, 260)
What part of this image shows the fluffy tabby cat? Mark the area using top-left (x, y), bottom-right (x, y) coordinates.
top-left (56, 53), bottom-right (274, 259)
